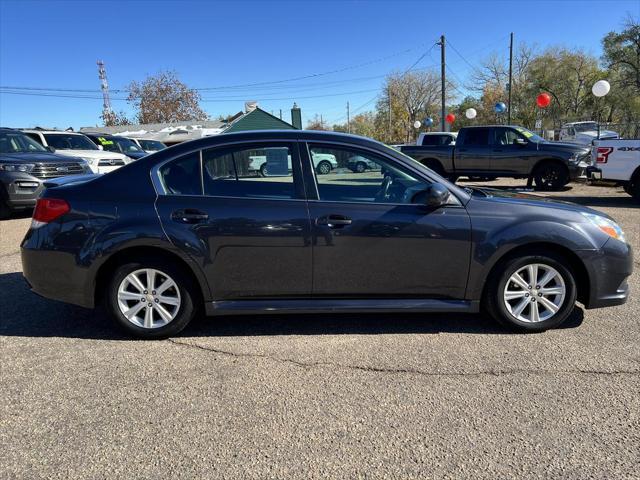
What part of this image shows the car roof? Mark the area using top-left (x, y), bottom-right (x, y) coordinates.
top-left (21, 129), bottom-right (85, 135)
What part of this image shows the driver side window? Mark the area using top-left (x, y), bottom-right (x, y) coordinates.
top-left (308, 144), bottom-right (429, 204)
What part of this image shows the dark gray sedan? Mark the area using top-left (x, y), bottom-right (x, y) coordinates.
top-left (21, 130), bottom-right (632, 339)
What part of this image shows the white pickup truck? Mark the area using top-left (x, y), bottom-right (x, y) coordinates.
top-left (588, 139), bottom-right (640, 202)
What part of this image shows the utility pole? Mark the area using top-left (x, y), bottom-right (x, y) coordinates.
top-left (346, 101), bottom-right (351, 134)
top-left (279, 109), bottom-right (282, 120)
top-left (438, 35), bottom-right (446, 132)
top-left (387, 84), bottom-right (392, 142)
top-left (96, 60), bottom-right (113, 123)
top-left (320, 114), bottom-right (324, 129)
top-left (508, 32), bottom-right (514, 124)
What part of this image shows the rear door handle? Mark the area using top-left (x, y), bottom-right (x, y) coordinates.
top-left (171, 209), bottom-right (209, 224)
top-left (316, 215), bottom-right (352, 229)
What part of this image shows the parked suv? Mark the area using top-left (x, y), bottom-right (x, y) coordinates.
top-left (126, 137), bottom-right (167, 154)
top-left (22, 129), bottom-right (130, 174)
top-left (0, 128), bottom-right (91, 218)
top-left (83, 133), bottom-right (148, 161)
top-left (21, 130), bottom-right (632, 339)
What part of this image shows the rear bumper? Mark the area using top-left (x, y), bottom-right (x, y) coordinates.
top-left (21, 236), bottom-right (94, 308)
top-left (587, 166), bottom-right (602, 180)
top-left (580, 239), bottom-right (633, 309)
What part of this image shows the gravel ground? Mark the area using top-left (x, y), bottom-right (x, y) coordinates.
top-left (1, 179), bottom-right (639, 479)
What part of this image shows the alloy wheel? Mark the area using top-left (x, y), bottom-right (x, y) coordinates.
top-left (117, 268), bottom-right (181, 329)
top-left (503, 263), bottom-right (566, 323)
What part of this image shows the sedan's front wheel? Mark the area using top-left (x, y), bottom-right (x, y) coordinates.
top-left (107, 260), bottom-right (197, 339)
top-left (485, 252), bottom-right (577, 332)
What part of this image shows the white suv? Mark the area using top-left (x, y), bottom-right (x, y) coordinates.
top-left (22, 129), bottom-right (131, 174)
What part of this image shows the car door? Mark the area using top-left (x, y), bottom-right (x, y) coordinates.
top-left (453, 127), bottom-right (493, 173)
top-left (155, 141), bottom-right (312, 300)
top-left (302, 142), bottom-right (471, 299)
top-left (490, 127), bottom-right (531, 175)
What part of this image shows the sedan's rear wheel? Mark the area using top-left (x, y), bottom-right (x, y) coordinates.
top-left (355, 161), bottom-right (366, 173)
top-left (485, 252), bottom-right (577, 332)
top-left (107, 260), bottom-right (196, 338)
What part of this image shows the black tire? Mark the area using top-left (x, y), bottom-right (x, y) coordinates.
top-left (317, 160), bottom-right (332, 175)
top-left (628, 173), bottom-right (640, 202)
top-left (422, 159), bottom-right (445, 177)
top-left (106, 258), bottom-right (198, 339)
top-left (355, 161), bottom-right (366, 173)
top-left (484, 251), bottom-right (577, 333)
top-left (533, 162), bottom-right (569, 191)
top-left (0, 200), bottom-right (11, 220)
top-left (259, 163), bottom-right (268, 177)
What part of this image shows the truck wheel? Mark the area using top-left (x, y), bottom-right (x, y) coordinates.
top-left (259, 163), bottom-right (268, 177)
top-left (533, 162), bottom-right (569, 191)
top-left (485, 251), bottom-right (577, 332)
top-left (422, 159), bottom-right (445, 177)
top-left (629, 180), bottom-right (640, 202)
top-left (0, 200), bottom-right (11, 220)
top-left (355, 161), bottom-right (366, 173)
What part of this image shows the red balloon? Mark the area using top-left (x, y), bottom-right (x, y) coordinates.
top-left (536, 93), bottom-right (551, 108)
top-left (445, 113), bottom-right (456, 123)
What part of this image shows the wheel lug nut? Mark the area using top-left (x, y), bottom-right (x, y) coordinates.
top-left (140, 298), bottom-right (145, 302)
top-left (536, 285), bottom-right (540, 289)
top-left (525, 293), bottom-right (529, 297)
top-left (152, 291), bottom-right (156, 295)
top-left (144, 290), bottom-right (148, 294)
top-left (538, 293), bottom-right (542, 297)
top-left (154, 298), bottom-right (159, 303)
top-left (148, 303), bottom-right (152, 307)
top-left (528, 285), bottom-right (532, 289)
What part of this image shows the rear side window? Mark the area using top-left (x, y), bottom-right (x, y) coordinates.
top-left (202, 145), bottom-right (296, 200)
top-left (159, 152), bottom-right (201, 196)
top-left (461, 128), bottom-right (490, 146)
top-left (421, 135), bottom-right (453, 146)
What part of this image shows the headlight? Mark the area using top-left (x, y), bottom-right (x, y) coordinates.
top-left (0, 163), bottom-right (35, 172)
top-left (582, 212), bottom-right (626, 243)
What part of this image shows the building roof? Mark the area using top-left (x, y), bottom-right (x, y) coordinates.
top-left (79, 107), bottom-right (297, 144)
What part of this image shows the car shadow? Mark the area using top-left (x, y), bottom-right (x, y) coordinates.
top-left (0, 271), bottom-right (584, 340)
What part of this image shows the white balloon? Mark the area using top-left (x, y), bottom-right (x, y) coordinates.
top-left (465, 108), bottom-right (477, 119)
top-left (592, 80), bottom-right (610, 97)
top-left (413, 120), bottom-right (421, 128)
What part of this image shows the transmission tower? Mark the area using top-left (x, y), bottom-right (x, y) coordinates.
top-left (96, 60), bottom-right (113, 122)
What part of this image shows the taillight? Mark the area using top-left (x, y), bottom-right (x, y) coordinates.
top-left (32, 198), bottom-right (70, 224)
top-left (596, 147), bottom-right (613, 163)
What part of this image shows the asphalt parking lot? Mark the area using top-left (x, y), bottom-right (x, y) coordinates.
top-left (1, 179), bottom-right (639, 479)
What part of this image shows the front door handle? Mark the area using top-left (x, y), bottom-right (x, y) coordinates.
top-left (171, 208), bottom-right (209, 224)
top-left (316, 215), bottom-right (352, 229)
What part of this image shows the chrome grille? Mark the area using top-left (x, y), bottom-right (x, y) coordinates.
top-left (98, 158), bottom-right (125, 167)
top-left (31, 162), bottom-right (86, 179)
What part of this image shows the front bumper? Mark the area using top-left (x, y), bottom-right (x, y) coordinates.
top-left (0, 172), bottom-right (44, 209)
top-left (568, 161), bottom-right (591, 181)
top-left (579, 238), bottom-right (633, 309)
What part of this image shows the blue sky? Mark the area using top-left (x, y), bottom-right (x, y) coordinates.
top-left (0, 0), bottom-right (637, 129)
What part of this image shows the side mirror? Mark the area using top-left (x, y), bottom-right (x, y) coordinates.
top-left (425, 182), bottom-right (451, 208)
top-left (514, 138), bottom-right (527, 146)
top-left (46, 146), bottom-right (56, 153)
top-left (97, 145), bottom-right (104, 151)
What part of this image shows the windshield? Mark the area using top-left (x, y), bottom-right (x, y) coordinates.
top-left (44, 133), bottom-right (98, 151)
top-left (114, 137), bottom-right (144, 153)
top-left (514, 126), bottom-right (545, 143)
top-left (138, 139), bottom-right (166, 151)
top-left (0, 131), bottom-right (47, 153)
top-left (573, 122), bottom-right (598, 133)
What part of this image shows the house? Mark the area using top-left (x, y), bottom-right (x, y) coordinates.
top-left (80, 103), bottom-right (302, 146)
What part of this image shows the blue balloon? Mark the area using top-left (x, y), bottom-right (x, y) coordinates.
top-left (495, 102), bottom-right (507, 113)
top-left (423, 117), bottom-right (434, 127)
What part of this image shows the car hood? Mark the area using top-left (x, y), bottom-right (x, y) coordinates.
top-left (536, 141), bottom-right (591, 154)
top-left (469, 187), bottom-right (608, 218)
top-left (54, 149), bottom-right (129, 160)
top-left (0, 151), bottom-right (80, 163)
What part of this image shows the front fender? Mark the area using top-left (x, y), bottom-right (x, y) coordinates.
top-left (465, 215), bottom-right (603, 301)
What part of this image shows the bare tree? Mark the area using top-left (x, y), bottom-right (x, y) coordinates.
top-left (127, 71), bottom-right (208, 124)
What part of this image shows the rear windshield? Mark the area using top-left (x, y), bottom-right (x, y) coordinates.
top-left (44, 134), bottom-right (98, 150)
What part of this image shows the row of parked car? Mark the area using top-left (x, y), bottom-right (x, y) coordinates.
top-left (0, 128), bottom-right (166, 218)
